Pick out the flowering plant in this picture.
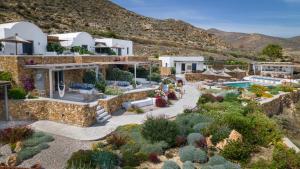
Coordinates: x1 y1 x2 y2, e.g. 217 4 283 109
21 75 35 92
155 90 166 97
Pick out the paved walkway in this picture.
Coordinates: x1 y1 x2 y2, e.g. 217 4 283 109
31 83 200 141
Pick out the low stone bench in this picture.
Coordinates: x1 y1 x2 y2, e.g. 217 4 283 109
122 97 155 110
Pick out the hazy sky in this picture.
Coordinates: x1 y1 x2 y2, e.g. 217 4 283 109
112 0 300 38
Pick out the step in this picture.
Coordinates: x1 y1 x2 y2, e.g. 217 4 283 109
97 115 111 123
96 109 105 116
97 112 108 119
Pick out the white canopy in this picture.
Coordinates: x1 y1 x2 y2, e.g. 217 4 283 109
224 68 232 73
233 68 245 72
202 69 218 76
218 71 232 77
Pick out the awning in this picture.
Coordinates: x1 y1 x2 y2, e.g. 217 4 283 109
24 63 99 71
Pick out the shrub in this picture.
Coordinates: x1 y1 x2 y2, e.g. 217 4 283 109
47 43 65 54
95 80 106 92
106 68 133 82
179 146 207 163
211 126 231 145
272 142 300 169
0 71 12 81
83 70 96 84
195 137 207 149
197 93 216 105
280 85 295 92
162 160 180 169
8 87 26 99
122 150 147 167
155 97 168 107
187 133 204 146
67 161 94 169
105 86 123 95
92 151 119 169
141 116 179 146
175 113 213 136
221 141 253 162
66 150 95 169
193 123 210 133
140 141 167 155
21 76 35 92
167 92 177 100
106 133 127 149
193 148 208 163
183 161 195 169
204 155 241 169
147 72 161 82
249 84 269 97
206 155 227 165
22 133 54 147
17 143 49 163
148 153 161 163
147 90 156 97
0 126 33 144
175 135 187 147
223 93 239 102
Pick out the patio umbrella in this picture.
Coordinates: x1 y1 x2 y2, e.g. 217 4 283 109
233 67 245 73
202 69 218 76
224 68 232 73
0 33 31 55
219 71 232 77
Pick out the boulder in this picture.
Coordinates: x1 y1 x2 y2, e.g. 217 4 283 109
6 154 18 167
206 136 214 148
14 141 23 152
216 139 228 150
229 130 242 142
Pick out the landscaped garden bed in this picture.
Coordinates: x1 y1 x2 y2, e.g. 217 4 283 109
0 126 54 167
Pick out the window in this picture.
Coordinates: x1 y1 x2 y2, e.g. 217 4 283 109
127 47 129 55
82 45 88 50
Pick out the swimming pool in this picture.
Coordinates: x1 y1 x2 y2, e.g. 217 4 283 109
224 81 252 88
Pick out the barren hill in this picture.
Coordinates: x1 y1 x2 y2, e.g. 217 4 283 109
207 28 300 52
0 0 229 57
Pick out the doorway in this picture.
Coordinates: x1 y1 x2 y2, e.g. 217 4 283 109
192 63 197 72
181 63 186 73
22 41 33 55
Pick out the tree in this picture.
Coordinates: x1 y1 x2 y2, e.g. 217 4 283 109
47 43 65 54
262 44 283 59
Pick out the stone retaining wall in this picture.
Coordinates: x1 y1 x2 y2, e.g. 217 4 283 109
99 88 156 113
0 99 96 127
185 72 246 81
261 90 300 116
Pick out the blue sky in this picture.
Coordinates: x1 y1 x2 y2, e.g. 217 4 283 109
112 0 300 38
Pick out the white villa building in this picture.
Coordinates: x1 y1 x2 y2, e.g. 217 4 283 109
94 38 133 56
50 32 95 52
0 21 47 55
159 56 206 74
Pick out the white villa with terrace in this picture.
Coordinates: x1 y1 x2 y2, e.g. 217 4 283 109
0 21 47 55
159 56 206 74
50 32 95 53
94 38 133 56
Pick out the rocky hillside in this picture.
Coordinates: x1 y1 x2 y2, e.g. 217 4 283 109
207 28 300 52
0 0 229 56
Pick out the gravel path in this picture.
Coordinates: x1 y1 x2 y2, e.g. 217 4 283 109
18 134 95 169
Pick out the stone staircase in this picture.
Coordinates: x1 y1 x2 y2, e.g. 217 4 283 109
95 105 111 123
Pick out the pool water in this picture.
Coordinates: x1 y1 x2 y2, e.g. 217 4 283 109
224 82 252 88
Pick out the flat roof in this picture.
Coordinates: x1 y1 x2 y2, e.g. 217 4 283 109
24 61 154 70
24 63 99 70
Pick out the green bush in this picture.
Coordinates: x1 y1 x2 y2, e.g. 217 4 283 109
17 143 49 162
221 141 253 162
22 133 54 147
162 160 180 169
183 161 195 169
106 68 133 82
223 93 240 102
128 67 149 78
92 151 118 169
105 86 123 95
193 123 210 133
179 145 207 163
122 150 147 167
8 87 26 99
66 150 95 169
67 162 94 169
83 70 96 84
175 113 213 136
47 43 65 54
203 155 241 169
272 143 300 169
187 133 204 146
71 46 93 55
95 80 106 93
211 126 231 145
147 72 161 82
0 71 12 81
140 141 168 155
141 116 179 146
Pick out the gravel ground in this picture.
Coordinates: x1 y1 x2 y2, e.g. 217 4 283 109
18 134 95 169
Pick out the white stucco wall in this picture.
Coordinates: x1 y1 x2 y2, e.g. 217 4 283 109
159 56 205 74
95 38 133 56
51 32 95 52
0 21 47 55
